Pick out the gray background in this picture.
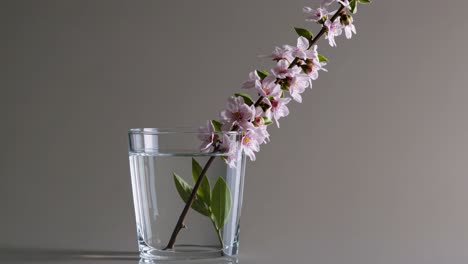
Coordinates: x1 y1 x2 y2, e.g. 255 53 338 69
2 0 468 263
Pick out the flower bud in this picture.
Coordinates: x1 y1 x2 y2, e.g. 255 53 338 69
301 59 315 74
258 101 271 112
252 116 265 127
302 65 312 75
278 77 292 91
318 15 328 25
340 14 353 26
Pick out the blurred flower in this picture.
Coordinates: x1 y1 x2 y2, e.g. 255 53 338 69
254 125 270 144
341 14 356 39
271 46 295 62
219 134 238 168
344 22 356 39
242 71 260 89
198 120 217 152
325 19 343 47
322 0 336 6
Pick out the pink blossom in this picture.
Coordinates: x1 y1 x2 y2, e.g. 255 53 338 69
255 76 282 98
241 126 269 161
241 131 259 161
301 48 327 86
303 6 329 23
242 71 260 89
338 0 351 10
325 19 343 47
302 63 323 88
272 59 301 79
220 96 255 130
267 97 291 127
343 18 356 39
290 37 318 60
308 44 319 61
198 120 217 152
254 125 270 144
289 75 309 103
309 59 324 81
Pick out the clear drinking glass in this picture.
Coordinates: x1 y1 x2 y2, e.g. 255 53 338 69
128 128 246 262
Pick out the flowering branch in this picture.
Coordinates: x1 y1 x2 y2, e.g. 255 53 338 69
309 4 345 47
253 4 346 109
165 0 371 251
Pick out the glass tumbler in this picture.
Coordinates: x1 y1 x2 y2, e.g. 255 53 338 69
128 128 246 262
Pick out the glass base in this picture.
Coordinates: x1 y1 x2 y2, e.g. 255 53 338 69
139 244 238 263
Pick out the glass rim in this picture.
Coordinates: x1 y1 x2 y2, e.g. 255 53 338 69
128 127 243 135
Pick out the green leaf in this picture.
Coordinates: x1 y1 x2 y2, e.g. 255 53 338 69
211 177 232 229
256 70 269 80
263 117 273 126
294 27 314 40
358 0 371 4
234 93 254 106
173 173 211 216
211 120 223 132
192 158 211 206
318 54 329 63
350 0 358 14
